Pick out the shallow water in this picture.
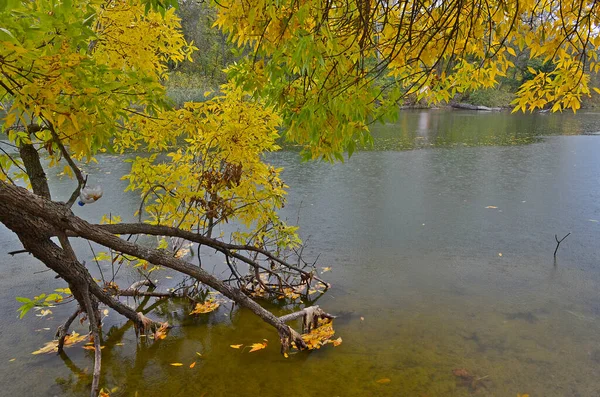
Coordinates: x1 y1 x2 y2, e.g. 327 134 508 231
1 110 600 396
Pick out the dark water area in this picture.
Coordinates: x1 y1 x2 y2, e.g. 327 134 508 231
1 110 600 396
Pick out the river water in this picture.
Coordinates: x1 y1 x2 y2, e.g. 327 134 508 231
1 109 600 396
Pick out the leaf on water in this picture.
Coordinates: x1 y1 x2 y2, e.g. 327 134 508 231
165 276 173 279
190 299 220 315
360 317 365 321
189 361 196 368
376 378 391 384
321 267 332 273
331 337 342 347
248 342 267 353
82 345 105 350
283 352 289 358
299 319 337 350
103 309 109 316
498 253 503 257
115 343 125 346
9 358 15 362
196 352 202 357
230 344 243 349
170 363 183 366
32 332 89 354
154 322 170 340
485 206 498 209
36 309 52 317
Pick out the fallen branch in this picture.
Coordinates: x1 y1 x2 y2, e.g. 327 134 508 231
279 305 336 332
554 232 571 258
56 307 81 353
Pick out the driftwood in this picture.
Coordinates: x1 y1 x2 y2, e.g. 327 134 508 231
451 103 502 111
279 305 336 333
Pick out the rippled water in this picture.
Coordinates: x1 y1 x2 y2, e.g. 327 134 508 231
1 110 600 396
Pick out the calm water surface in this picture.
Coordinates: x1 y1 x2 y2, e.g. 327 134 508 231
1 110 600 396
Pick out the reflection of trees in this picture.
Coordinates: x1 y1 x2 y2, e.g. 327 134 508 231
56 293 322 396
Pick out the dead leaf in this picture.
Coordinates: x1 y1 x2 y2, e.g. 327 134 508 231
196 352 202 357
190 299 220 315
170 363 183 366
82 344 105 350
230 344 243 349
248 342 267 353
32 331 89 354
485 206 498 209
9 358 15 362
360 317 365 321
189 361 196 368
321 267 332 273
154 322 169 340
331 337 342 346
498 253 503 257
376 378 391 384
300 319 336 350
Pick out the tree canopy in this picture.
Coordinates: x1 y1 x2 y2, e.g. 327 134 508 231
0 0 599 396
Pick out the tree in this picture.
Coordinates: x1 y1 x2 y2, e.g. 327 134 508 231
215 0 600 159
1 0 599 396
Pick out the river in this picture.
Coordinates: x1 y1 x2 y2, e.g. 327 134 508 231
1 109 600 396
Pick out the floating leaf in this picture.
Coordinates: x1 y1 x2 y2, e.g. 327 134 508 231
82 344 105 350
498 253 503 257
190 299 220 315
376 378 391 384
196 352 202 357
32 332 89 354
230 344 243 349
9 358 15 362
170 363 183 366
321 267 332 273
485 206 498 209
154 322 170 340
331 337 342 347
189 361 196 368
248 342 267 353
300 319 336 350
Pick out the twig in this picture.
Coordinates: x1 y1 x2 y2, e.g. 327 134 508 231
554 232 571 258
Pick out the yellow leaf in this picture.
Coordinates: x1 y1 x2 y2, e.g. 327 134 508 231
593 87 600 95
9 358 15 362
196 352 202 357
485 206 498 209
4 112 16 127
170 363 183 366
190 299 220 315
230 344 243 349
331 337 342 346
498 253 503 257
321 267 331 273
248 342 267 352
32 332 88 354
189 361 196 368
376 378 391 384
507 47 516 56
